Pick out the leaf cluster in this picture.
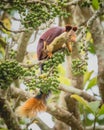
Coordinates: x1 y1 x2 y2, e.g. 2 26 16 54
71 94 104 126
72 58 87 76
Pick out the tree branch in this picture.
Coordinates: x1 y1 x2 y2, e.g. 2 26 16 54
9 86 101 130
16 30 34 62
35 117 53 130
65 0 81 6
59 85 99 102
26 117 53 130
10 86 32 100
87 6 104 102
9 87 53 130
10 83 99 103
26 0 50 7
47 104 84 130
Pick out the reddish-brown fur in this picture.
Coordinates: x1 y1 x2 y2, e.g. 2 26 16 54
37 25 77 60
37 27 65 60
16 98 46 118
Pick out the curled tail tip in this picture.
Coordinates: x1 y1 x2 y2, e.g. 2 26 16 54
16 97 46 118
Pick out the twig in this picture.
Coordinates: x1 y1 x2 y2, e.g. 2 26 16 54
29 30 38 44
78 61 86 68
26 117 36 128
47 65 56 76
10 86 32 100
26 0 50 8
20 60 45 68
12 17 21 21
36 117 53 130
65 0 81 6
93 112 98 130
77 5 104 42
13 95 21 110
5 43 9 60
87 6 104 28
26 117 53 130
0 21 33 33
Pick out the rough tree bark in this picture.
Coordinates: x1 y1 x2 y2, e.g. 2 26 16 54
0 94 22 130
88 8 104 102
48 104 84 130
16 30 34 62
63 3 85 130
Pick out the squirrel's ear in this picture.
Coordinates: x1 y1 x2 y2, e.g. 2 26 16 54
65 25 72 32
73 26 77 32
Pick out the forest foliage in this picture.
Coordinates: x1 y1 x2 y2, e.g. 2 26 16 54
0 0 104 130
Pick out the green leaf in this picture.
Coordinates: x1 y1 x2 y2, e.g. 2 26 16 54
92 0 99 10
83 70 94 86
58 76 71 86
88 101 100 114
86 77 97 90
86 32 92 41
88 42 96 54
57 64 65 76
71 94 89 108
71 94 98 113
98 104 104 116
71 94 87 105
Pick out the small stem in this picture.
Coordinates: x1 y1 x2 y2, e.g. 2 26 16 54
0 21 33 33
93 113 97 130
83 107 87 130
5 44 9 60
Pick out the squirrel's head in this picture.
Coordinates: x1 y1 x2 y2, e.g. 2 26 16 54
65 24 77 42
65 24 77 32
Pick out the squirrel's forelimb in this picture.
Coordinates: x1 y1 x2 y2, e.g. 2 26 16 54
46 30 76 54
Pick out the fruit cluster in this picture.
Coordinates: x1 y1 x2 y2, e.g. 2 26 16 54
0 60 25 89
42 51 65 72
9 49 17 59
0 0 70 29
24 51 65 93
72 58 87 76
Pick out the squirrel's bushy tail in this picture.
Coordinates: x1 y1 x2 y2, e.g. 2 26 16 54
16 93 47 118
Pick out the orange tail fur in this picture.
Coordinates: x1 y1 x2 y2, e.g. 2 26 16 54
16 97 46 118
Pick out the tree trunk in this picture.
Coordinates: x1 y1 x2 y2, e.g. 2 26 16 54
0 96 22 130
